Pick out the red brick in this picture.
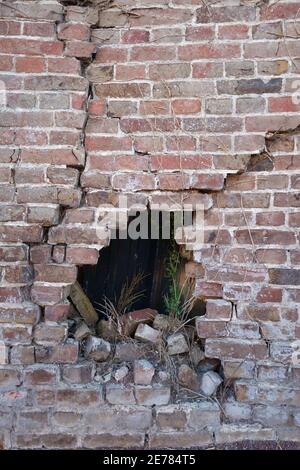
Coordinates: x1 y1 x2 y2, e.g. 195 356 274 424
66 247 99 265
0 245 27 263
196 5 256 23
269 96 300 113
206 338 268 360
206 266 266 283
4 264 33 283
64 40 96 58
0 20 21 35
129 8 192 27
186 25 215 41
256 287 283 303
23 21 55 37
256 211 285 226
58 23 90 41
171 99 201 114
242 305 280 322
256 249 287 265
15 167 45 184
31 285 66 306
166 136 197 151
85 136 132 152
116 155 148 171
15 57 46 73
121 117 178 133
159 173 190 191
112 173 155 191
115 64 146 80
218 24 249 39
0 54 13 71
235 229 296 246
131 45 175 62
0 122 27 140
88 99 106 116
96 46 128 63
261 2 300 20
48 226 109 246
196 318 228 338
24 367 57 386
34 264 77 284
35 341 79 364
195 281 223 299
206 299 232 320
44 304 70 322
0 286 29 303
149 63 190 80
71 94 86 110
150 154 211 171
178 44 241 60
140 100 170 115
47 57 80 74
95 83 150 98
0 225 43 243
121 30 150 43
226 174 256 191
64 209 95 224
257 175 288 190
0 38 63 55
191 174 224 190
80 171 110 189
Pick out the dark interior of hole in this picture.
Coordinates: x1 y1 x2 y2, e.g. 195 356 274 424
80 236 172 315
79 211 206 318
79 212 174 315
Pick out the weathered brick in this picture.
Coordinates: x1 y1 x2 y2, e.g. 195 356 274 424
83 433 144 449
34 322 67 345
106 385 136 405
197 5 256 23
206 339 268 360
62 364 93 384
35 341 78 364
24 366 58 386
135 386 171 406
149 431 212 449
14 433 77 449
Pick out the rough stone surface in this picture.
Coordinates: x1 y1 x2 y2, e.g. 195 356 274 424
200 371 223 396
96 320 118 341
167 333 189 355
122 309 157 336
190 344 205 366
74 323 91 341
135 386 171 406
153 314 172 332
114 366 129 383
134 324 161 344
134 360 155 385
84 336 111 362
178 364 199 392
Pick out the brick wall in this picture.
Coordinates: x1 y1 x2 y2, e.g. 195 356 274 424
0 0 300 449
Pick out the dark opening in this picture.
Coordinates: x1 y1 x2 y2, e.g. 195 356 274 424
79 212 187 315
80 237 171 313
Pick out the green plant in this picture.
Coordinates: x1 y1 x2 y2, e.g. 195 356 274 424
163 239 196 323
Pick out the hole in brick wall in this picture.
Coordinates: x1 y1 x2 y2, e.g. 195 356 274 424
66 209 222 401
80 228 172 315
77 210 206 318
